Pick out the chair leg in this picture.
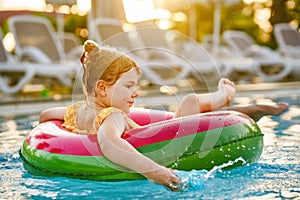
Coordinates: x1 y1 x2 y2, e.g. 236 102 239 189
256 63 292 82
0 66 35 94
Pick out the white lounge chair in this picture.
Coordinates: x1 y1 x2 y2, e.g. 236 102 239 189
223 30 293 82
91 18 199 85
92 18 138 54
8 15 79 74
274 23 300 58
133 26 225 83
0 30 75 95
58 32 83 60
0 33 35 94
201 34 260 82
135 22 263 83
273 23 300 76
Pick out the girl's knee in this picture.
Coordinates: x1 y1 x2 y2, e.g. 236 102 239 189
181 93 199 107
175 93 199 117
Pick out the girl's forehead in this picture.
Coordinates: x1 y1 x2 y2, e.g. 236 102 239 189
123 68 139 77
118 69 139 81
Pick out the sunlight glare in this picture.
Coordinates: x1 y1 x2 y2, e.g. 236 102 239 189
123 0 170 23
2 32 16 52
45 4 54 12
70 5 79 14
286 0 295 9
0 0 90 15
123 0 157 23
58 5 70 14
254 8 272 32
157 19 172 30
243 0 268 4
173 12 187 22
0 0 46 11
77 0 91 15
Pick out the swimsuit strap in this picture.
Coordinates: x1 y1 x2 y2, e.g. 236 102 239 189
93 107 140 133
63 104 139 134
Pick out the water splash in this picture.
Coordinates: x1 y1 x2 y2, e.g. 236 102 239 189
175 169 207 192
204 157 246 179
175 157 246 192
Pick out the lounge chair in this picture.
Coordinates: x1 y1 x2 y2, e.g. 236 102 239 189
223 30 293 82
92 18 138 53
0 29 75 95
0 33 35 94
58 32 83 60
133 26 226 83
273 23 300 76
135 23 263 83
91 18 197 85
274 23 300 58
201 34 260 82
8 14 79 73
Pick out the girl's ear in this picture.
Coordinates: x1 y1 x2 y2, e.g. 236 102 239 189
95 80 107 97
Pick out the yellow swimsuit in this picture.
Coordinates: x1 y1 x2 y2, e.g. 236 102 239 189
62 101 139 134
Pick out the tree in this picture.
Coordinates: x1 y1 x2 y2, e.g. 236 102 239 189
270 0 292 25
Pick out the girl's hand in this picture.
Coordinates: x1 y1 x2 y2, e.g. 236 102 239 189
143 166 182 191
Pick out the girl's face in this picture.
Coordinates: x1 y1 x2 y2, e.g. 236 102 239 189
105 68 139 113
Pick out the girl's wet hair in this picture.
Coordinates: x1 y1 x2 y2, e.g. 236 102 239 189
80 40 140 95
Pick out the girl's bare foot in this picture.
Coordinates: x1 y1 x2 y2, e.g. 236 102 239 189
230 102 289 121
218 78 236 106
252 102 289 121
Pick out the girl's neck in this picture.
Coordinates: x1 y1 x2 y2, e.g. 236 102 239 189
86 96 106 111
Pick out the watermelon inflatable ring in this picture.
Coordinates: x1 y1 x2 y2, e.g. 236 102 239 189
20 108 263 181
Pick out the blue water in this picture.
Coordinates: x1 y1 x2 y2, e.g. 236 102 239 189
1 95 300 199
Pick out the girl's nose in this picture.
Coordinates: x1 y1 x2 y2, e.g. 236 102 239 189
131 90 139 98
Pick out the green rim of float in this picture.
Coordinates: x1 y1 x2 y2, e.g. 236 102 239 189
20 110 264 181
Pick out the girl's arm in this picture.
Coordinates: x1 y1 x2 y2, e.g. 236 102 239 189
98 112 181 191
39 107 67 123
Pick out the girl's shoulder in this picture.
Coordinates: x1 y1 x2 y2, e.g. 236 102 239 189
94 107 125 124
94 107 140 130
66 101 86 111
62 101 87 133
100 107 125 115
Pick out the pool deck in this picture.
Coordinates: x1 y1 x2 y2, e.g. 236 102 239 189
0 80 299 118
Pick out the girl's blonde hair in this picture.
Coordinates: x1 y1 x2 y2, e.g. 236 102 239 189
80 40 140 95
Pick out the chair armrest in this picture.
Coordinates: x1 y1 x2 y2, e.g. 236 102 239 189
244 45 281 61
16 46 52 64
278 45 300 58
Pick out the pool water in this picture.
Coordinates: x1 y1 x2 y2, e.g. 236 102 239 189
1 95 300 199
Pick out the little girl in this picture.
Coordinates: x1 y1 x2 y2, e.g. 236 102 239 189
39 40 288 191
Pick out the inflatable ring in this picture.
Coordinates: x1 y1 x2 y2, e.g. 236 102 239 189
20 109 264 181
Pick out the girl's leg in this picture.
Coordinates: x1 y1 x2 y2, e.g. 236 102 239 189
174 78 235 118
228 102 289 121
174 77 289 120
